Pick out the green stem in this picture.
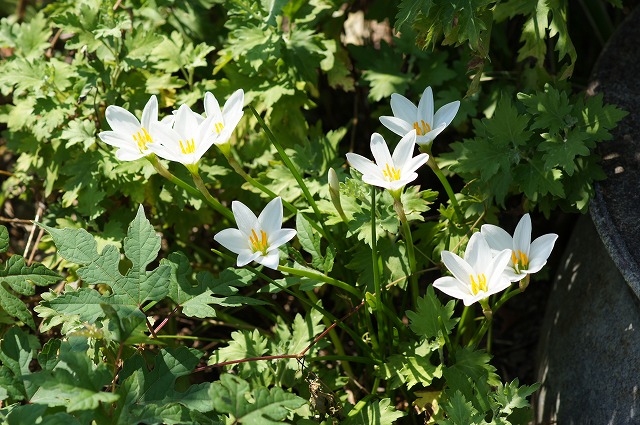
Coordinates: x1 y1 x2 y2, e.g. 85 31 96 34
394 197 418 304
277 265 362 298
211 248 370 356
188 167 235 222
147 155 234 221
370 187 385 356
305 290 354 377
249 106 327 232
223 151 331 242
426 155 465 225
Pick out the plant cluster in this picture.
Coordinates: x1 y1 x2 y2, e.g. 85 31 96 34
0 0 629 424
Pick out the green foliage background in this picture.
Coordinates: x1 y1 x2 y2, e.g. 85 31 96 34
0 0 631 423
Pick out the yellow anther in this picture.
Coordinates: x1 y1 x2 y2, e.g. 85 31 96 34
249 229 269 253
133 127 153 152
213 122 225 134
470 273 488 295
179 138 196 154
382 163 401 181
413 120 431 136
511 250 529 272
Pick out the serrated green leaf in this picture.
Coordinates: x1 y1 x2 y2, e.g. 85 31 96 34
60 119 96 151
379 354 442 390
493 379 540 416
0 255 60 294
0 226 8 253
343 398 405 425
124 205 161 276
0 327 40 400
210 374 306 425
210 329 269 377
0 284 35 329
440 391 483 425
518 86 573 134
37 223 100 265
539 130 590 175
407 285 458 341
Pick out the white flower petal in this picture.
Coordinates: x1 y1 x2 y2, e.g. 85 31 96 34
417 86 434 127
267 228 297 251
232 201 259 233
98 131 134 149
390 93 417 122
529 233 558 263
379 116 414 137
105 105 140 135
480 224 514 251
433 276 472 301
256 251 281 270
362 175 392 190
486 249 513 283
402 152 429 175
433 100 460 128
369 133 393 168
464 232 492 270
141 95 158 130
391 130 417 168
417 125 447 146
346 153 380 177
258 197 284 236
204 92 222 120
116 148 145 161
214 228 249 254
513 214 532 255
238 250 261 267
222 89 245 118
441 251 474 285
173 104 201 139
148 123 185 162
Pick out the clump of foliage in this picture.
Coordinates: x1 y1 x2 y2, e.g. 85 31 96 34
0 0 628 424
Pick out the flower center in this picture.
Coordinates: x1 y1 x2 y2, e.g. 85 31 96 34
511 250 529 273
382 163 401 181
413 120 431 136
249 228 269 254
213 122 224 134
133 127 153 152
179 138 196 154
470 273 488 295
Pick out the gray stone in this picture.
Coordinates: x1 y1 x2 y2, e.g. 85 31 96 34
536 5 640 424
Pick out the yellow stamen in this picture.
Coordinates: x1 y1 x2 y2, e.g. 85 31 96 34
213 122 224 134
249 229 269 253
179 138 196 154
413 120 431 136
132 127 153 152
382 163 401 181
511 250 529 273
470 273 488 295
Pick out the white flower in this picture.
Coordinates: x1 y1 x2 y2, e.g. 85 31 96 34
98 95 159 161
148 104 219 165
379 86 460 146
213 197 296 270
481 214 558 282
433 232 512 306
204 89 245 146
345 131 429 192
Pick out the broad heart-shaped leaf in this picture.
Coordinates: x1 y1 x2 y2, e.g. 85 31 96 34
116 347 214 424
0 327 41 402
26 341 119 412
38 206 170 322
210 374 306 425
407 286 458 342
343 398 405 425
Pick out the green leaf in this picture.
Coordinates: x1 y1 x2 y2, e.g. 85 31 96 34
209 329 269 377
210 374 306 425
379 354 442 390
0 226 8 253
0 284 35 329
60 119 96 151
39 206 170 323
439 391 483 425
27 342 119 412
0 255 60 294
539 130 590 176
518 86 573 134
493 379 540 416
406 286 458 341
0 327 40 401
343 398 405 425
